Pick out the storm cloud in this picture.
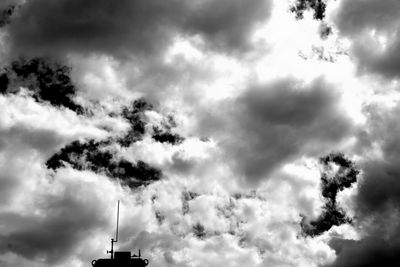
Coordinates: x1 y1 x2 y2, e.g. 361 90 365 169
5 0 271 59
334 0 400 78
0 198 107 263
323 96 400 266
210 77 353 184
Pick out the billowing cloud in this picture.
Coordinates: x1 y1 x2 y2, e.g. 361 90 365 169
0 97 119 265
3 1 400 267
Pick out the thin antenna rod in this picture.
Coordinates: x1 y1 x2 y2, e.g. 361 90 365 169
108 200 120 259
116 200 120 242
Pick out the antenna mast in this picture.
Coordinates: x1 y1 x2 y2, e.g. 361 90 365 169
107 200 120 259
116 200 120 242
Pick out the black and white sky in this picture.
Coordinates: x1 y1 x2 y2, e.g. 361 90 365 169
1 0 400 266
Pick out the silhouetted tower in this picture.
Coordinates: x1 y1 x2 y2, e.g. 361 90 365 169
92 201 149 267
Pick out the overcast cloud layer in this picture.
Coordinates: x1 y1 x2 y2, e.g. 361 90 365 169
5 0 271 60
1 0 400 266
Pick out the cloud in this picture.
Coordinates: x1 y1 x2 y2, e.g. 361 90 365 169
0 91 135 264
204 77 353 184
0 92 111 145
126 180 335 267
43 98 188 191
3 1 396 266
327 237 400 267
300 153 358 237
0 166 125 265
6 0 271 60
0 199 104 263
45 139 163 189
290 0 328 21
0 85 339 267
334 0 400 78
1 57 83 113
323 101 400 266
353 103 400 215
0 3 16 27
0 99 126 264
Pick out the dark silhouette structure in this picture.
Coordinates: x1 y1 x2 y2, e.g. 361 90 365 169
92 250 149 267
92 201 149 267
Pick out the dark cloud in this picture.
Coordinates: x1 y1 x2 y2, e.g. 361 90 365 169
319 153 359 202
0 4 16 27
152 128 184 145
0 57 83 113
290 0 328 20
118 99 153 147
0 196 107 263
152 115 184 145
300 153 358 237
6 0 271 60
352 104 400 214
168 153 199 175
334 0 400 78
154 211 166 225
357 161 400 214
325 103 400 266
0 0 21 9
181 0 271 52
217 78 353 184
118 98 185 147
45 139 112 171
327 237 400 267
0 0 21 19
45 98 185 189
192 223 206 239
319 22 333 39
334 0 400 36
354 104 400 215
182 191 199 215
45 139 162 189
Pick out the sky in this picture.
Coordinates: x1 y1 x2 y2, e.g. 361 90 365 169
1 0 400 266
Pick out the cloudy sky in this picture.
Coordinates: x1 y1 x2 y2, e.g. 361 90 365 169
1 0 400 266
